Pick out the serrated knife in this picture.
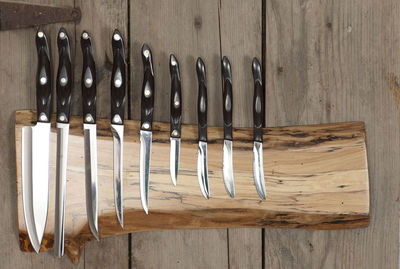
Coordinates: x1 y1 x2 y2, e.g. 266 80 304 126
54 28 72 257
110 29 126 228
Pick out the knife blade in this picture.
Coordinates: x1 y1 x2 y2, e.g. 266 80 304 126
54 28 72 257
22 28 52 253
252 58 266 200
81 31 99 240
169 54 181 186
221 56 235 198
196 58 209 199
139 44 155 214
110 29 126 228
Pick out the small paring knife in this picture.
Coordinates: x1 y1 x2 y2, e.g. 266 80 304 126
252 58 266 200
169 54 182 186
139 44 155 214
81 31 99 240
196 57 209 199
54 28 72 258
110 29 126 228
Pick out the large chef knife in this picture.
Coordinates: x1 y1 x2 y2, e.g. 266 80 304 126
169 54 181 186
221 56 235 198
196 58 209 199
54 28 72 257
139 44 155 214
22 28 52 253
110 29 126 228
252 58 266 200
81 31 99 239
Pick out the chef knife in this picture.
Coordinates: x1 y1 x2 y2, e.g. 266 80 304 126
221 56 235 198
22 28 52 253
169 54 181 186
81 31 99 240
252 57 266 200
54 28 72 257
139 44 155 214
110 29 126 227
196 58 209 199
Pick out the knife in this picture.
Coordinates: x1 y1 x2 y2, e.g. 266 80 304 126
221 56 235 198
169 54 181 186
110 29 126 228
139 44 155 214
54 28 72 257
22 28 51 253
81 31 99 240
196 57 209 199
252 58 266 200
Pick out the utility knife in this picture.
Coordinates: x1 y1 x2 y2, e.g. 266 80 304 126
22 28 52 253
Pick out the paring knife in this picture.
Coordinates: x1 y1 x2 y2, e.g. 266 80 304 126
110 29 126 228
221 56 235 198
169 54 182 186
252 58 266 200
22 28 52 253
139 44 155 214
196 58 209 199
54 28 72 258
81 31 99 240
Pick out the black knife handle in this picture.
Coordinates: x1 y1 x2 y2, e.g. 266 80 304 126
196 57 207 142
81 31 96 124
252 57 264 142
222 56 233 141
56 28 72 123
140 44 155 131
35 28 52 123
169 54 182 138
111 29 126 125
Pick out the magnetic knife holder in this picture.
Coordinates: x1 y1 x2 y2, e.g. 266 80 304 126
15 110 370 264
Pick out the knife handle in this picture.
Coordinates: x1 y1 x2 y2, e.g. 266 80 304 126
169 54 182 138
196 57 207 142
81 31 97 124
222 56 233 141
140 44 155 131
111 29 126 125
252 57 264 143
56 28 72 123
35 28 52 123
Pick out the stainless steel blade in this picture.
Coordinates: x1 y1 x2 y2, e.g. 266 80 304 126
54 123 69 257
169 137 180 186
140 130 152 214
83 123 99 240
223 139 235 198
111 124 124 228
197 141 209 199
253 141 266 200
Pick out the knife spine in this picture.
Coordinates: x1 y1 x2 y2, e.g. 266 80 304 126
169 54 182 138
140 44 155 131
111 29 126 125
222 56 233 141
252 57 264 143
196 57 207 142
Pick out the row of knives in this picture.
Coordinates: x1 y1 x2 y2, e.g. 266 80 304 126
21 28 266 257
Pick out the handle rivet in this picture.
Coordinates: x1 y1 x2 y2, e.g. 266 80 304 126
85 114 94 123
171 59 177 66
172 130 179 136
174 101 180 107
85 78 93 87
144 88 151 97
113 33 121 41
112 114 122 124
142 122 150 130
114 79 122 88
40 76 47 85
59 32 66 39
59 115 66 122
60 77 67 86
82 32 89 39
143 49 150 57
37 31 44 38
39 113 48 122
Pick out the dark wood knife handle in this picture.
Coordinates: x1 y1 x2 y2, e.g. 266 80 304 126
196 57 207 142
56 28 72 123
169 54 182 138
81 31 97 124
111 29 126 125
140 44 155 131
222 56 233 141
35 28 52 123
252 57 264 142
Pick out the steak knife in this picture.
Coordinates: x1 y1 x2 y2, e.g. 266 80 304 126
169 54 181 186
252 58 266 200
22 28 52 253
196 58 209 199
110 29 126 228
54 28 72 257
81 31 99 239
139 44 155 214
